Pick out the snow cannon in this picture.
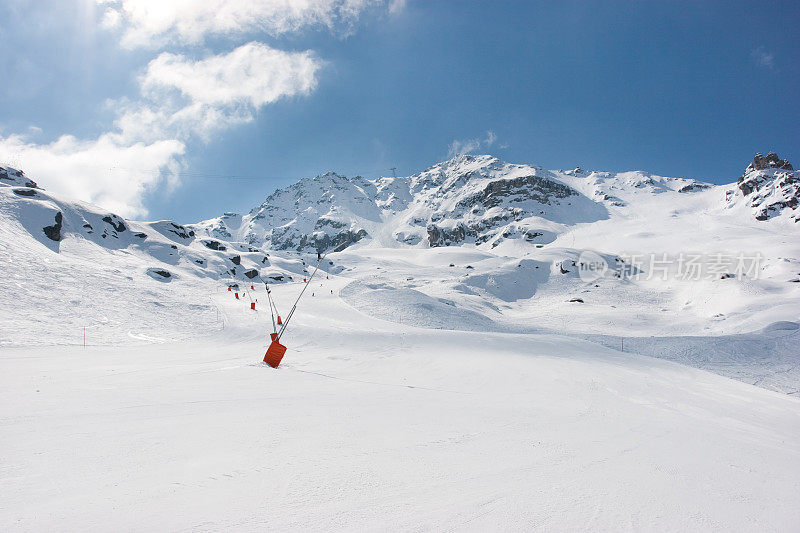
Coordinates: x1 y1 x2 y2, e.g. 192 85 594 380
264 339 287 368
235 292 239 299
227 286 231 291
277 315 282 325
251 302 256 310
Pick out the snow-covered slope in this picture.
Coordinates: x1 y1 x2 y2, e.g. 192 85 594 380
190 153 800 338
2 268 799 531
2 157 800 530
0 165 318 346
0 165 284 282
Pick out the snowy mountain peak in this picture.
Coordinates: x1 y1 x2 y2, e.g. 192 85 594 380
189 155 609 252
195 153 800 254
426 153 505 173
393 156 604 248
729 152 799 222
747 151 794 172
188 169 382 253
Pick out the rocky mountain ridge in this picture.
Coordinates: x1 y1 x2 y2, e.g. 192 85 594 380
727 152 799 222
192 152 798 254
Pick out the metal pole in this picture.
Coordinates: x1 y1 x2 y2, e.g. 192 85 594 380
278 238 350 339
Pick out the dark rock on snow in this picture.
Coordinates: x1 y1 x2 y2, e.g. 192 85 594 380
43 212 63 242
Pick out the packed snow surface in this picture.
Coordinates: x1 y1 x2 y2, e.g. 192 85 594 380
2 276 799 531
2 157 800 530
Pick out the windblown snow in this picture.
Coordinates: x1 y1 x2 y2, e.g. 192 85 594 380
1 155 799 531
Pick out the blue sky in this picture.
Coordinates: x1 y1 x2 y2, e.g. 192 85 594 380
1 0 797 222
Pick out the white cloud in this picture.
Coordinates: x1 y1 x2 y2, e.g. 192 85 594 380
0 131 184 218
142 42 319 108
447 138 482 158
100 0 386 48
133 42 322 142
0 42 322 218
388 0 406 15
447 130 501 158
101 7 122 29
751 46 776 71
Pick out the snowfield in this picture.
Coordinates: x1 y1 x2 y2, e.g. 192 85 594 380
2 155 800 531
2 277 800 531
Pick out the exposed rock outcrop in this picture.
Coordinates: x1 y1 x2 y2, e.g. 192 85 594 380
733 152 799 222
43 212 63 242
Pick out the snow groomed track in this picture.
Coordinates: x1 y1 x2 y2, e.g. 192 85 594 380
2 274 799 531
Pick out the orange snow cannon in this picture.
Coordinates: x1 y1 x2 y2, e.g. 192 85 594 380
250 285 254 290
264 339 287 368
227 286 231 291
235 292 239 299
251 302 256 310
277 315 282 325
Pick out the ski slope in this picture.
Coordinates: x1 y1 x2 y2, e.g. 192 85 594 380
2 156 799 530
2 274 799 531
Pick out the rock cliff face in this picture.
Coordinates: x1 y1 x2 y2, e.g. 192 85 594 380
730 152 798 222
748 152 793 172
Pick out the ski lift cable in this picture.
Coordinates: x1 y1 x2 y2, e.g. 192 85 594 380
267 280 284 330
269 297 281 330
54 162 399 181
257 273 280 334
277 236 350 340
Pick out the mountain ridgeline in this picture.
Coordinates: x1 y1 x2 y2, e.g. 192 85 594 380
190 153 799 253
